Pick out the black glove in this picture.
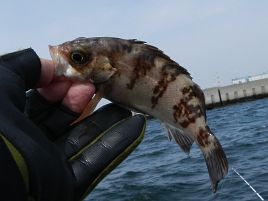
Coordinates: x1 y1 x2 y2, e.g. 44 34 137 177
25 90 146 201
0 49 146 201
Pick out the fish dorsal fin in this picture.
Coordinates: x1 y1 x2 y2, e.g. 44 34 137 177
163 123 194 154
128 39 191 78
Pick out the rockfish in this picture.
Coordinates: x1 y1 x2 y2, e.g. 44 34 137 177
49 37 228 192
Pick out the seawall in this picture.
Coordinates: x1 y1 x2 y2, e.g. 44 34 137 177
203 78 268 109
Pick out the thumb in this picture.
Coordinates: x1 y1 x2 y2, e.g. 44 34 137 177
62 82 96 113
37 58 55 87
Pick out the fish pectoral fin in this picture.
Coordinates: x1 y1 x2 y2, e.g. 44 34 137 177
71 91 103 125
163 123 194 154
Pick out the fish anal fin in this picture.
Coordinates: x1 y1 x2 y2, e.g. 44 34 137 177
163 123 194 154
71 91 103 125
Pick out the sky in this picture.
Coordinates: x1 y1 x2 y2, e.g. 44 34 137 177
0 0 268 90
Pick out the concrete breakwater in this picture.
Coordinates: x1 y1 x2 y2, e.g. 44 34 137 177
203 78 268 109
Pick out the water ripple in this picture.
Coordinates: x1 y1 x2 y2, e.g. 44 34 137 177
88 98 268 201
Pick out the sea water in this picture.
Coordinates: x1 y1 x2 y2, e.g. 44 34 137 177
88 98 268 201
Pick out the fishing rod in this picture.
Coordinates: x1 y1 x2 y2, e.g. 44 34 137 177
232 167 264 201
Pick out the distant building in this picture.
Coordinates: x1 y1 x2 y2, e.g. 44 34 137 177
232 72 268 84
204 74 268 109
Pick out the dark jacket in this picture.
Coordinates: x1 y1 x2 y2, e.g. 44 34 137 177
0 49 73 201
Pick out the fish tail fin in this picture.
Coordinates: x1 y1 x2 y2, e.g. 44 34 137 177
201 135 228 192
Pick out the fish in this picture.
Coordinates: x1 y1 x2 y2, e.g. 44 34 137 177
49 37 228 192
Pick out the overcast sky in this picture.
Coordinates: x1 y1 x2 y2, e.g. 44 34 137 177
1 0 267 89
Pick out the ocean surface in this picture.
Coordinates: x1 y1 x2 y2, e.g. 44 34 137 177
87 98 268 201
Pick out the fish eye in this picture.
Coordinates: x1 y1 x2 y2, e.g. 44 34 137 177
70 51 89 65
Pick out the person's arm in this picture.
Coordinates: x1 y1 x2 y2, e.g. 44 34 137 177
0 49 75 200
0 49 146 201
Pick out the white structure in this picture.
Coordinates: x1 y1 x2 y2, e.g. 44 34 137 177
204 78 268 108
232 72 268 84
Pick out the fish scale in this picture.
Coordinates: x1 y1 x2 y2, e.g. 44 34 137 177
49 37 228 192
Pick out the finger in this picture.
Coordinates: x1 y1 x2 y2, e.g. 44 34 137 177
70 114 146 200
37 81 72 102
31 82 95 140
37 58 55 87
37 58 71 86
62 82 95 113
37 58 73 102
38 58 95 112
56 104 132 158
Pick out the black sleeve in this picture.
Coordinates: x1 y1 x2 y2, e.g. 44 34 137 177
0 49 41 112
0 49 74 201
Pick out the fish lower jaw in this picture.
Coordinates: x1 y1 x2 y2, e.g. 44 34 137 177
65 67 78 77
55 66 85 81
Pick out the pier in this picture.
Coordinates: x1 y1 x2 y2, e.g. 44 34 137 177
203 78 268 109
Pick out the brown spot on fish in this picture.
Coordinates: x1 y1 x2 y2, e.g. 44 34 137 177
173 100 194 127
192 84 207 120
126 53 155 89
180 120 191 128
122 44 132 53
126 39 191 90
101 45 123 63
182 87 191 95
172 86 203 127
151 65 178 108
197 128 210 147
181 86 199 101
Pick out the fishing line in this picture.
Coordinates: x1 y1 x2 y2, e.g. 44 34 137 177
232 167 264 201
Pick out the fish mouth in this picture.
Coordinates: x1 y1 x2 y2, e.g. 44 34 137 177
49 45 59 64
48 45 88 81
48 45 69 77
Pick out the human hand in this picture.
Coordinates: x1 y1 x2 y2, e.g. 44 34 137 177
26 58 146 200
0 49 145 201
37 58 96 114
26 89 145 201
